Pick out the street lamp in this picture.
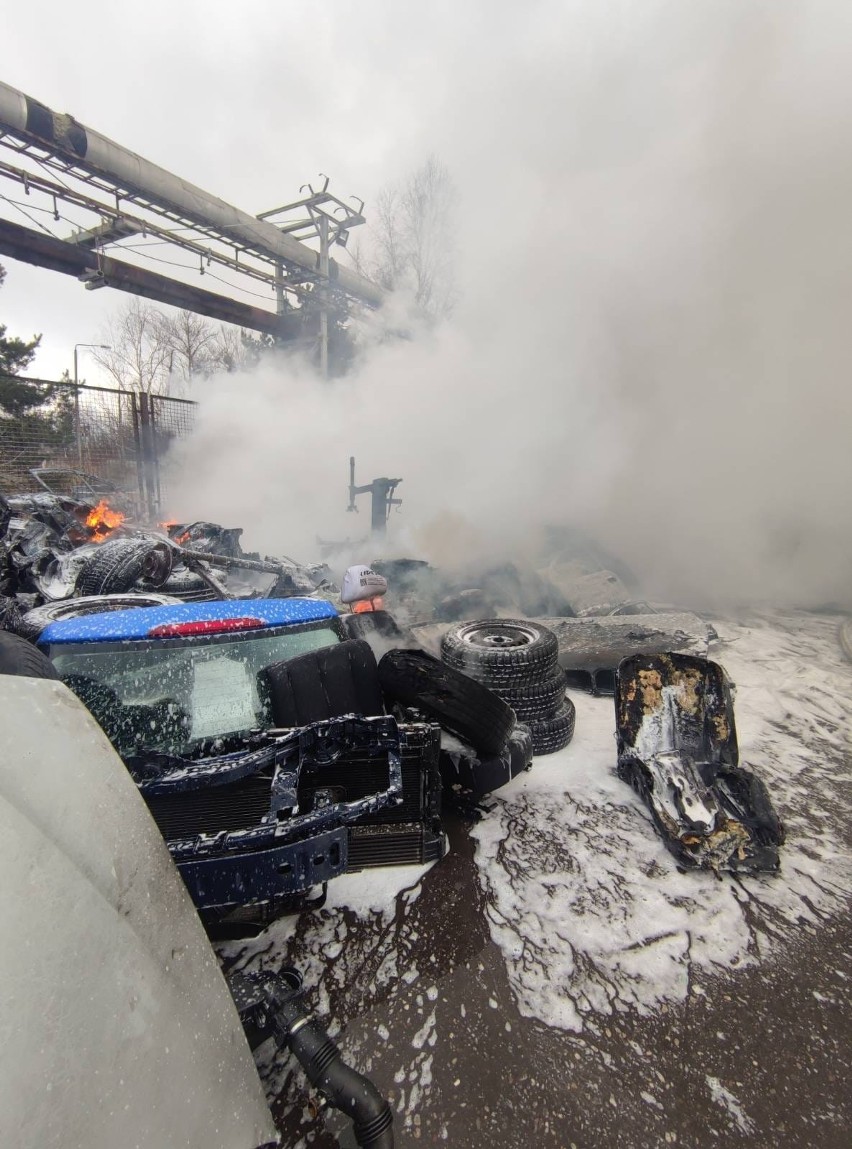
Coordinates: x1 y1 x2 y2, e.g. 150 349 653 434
73 343 110 468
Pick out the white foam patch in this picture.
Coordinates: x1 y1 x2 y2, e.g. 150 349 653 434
471 611 852 1031
705 1075 755 1135
219 862 437 1106
322 864 434 917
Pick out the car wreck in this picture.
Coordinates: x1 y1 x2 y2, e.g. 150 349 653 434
0 671 395 1149
614 651 784 872
0 492 794 1146
33 597 445 930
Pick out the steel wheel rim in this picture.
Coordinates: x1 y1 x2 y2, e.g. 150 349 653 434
457 621 540 650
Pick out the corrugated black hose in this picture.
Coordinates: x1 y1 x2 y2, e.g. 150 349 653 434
234 968 394 1149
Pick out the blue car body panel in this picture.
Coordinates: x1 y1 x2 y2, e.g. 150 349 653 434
39 597 338 646
34 593 443 916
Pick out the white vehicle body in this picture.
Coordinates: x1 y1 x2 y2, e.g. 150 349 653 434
0 676 276 1149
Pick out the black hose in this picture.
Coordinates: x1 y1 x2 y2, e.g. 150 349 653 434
271 971 394 1149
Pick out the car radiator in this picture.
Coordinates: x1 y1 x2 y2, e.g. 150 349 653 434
142 722 444 869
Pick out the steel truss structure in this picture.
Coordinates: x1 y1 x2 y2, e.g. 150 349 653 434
0 79 380 350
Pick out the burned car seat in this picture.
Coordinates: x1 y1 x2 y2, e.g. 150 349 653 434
615 652 783 872
263 638 385 727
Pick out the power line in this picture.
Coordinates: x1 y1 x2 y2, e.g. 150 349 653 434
0 191 57 237
113 242 278 301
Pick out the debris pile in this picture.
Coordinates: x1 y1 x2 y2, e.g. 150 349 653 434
0 487 339 634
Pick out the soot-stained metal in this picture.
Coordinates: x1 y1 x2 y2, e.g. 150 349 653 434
615 652 784 872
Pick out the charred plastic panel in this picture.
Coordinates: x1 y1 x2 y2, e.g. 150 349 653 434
615 653 783 872
537 614 717 695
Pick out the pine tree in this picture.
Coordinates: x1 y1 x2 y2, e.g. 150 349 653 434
0 261 43 417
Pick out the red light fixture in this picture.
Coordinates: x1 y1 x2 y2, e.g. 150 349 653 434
148 617 263 638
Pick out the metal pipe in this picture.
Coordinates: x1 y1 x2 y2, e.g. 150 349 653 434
0 80 384 308
178 547 291 576
0 219 303 339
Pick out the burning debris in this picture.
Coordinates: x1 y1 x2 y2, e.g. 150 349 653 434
0 484 340 638
0 471 786 893
85 499 126 540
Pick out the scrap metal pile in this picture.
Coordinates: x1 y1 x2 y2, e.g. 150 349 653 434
0 483 337 636
0 477 785 880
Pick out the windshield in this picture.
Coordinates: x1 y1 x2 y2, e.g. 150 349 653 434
52 623 340 757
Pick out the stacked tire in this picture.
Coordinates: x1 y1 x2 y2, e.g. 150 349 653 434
440 619 574 755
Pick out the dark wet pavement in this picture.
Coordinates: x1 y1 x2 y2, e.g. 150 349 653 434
218 612 852 1148
225 811 852 1149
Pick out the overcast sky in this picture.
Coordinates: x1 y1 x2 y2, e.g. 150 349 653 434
3 1 852 606
1 0 454 379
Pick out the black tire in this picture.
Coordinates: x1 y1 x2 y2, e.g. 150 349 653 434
265 639 384 727
527 698 576 755
378 648 516 757
0 631 59 679
440 723 534 800
78 538 174 595
17 592 182 642
496 669 567 721
342 610 408 644
441 619 559 684
159 567 214 600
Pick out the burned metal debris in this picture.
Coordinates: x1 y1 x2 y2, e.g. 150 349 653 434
614 652 784 872
0 486 340 637
133 714 407 918
532 613 719 695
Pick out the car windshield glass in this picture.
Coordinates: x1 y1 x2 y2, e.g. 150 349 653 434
52 624 340 757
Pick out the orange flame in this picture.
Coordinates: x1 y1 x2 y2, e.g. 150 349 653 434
159 520 191 545
86 499 126 541
352 597 385 613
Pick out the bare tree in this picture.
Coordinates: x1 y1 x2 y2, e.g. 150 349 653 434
158 309 217 386
93 298 171 395
401 157 458 319
370 186 407 292
353 156 458 322
204 324 274 374
93 303 262 395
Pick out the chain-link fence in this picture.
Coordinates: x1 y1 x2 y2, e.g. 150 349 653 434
0 374 196 516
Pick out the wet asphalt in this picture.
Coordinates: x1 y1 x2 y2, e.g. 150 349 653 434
258 811 852 1149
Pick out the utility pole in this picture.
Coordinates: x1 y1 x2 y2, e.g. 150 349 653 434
318 215 329 379
257 178 366 379
73 342 110 468
274 259 286 316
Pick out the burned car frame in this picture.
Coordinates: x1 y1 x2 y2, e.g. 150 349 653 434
38 598 445 925
136 714 404 916
615 651 784 872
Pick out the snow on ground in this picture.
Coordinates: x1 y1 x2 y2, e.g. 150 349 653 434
470 610 852 1031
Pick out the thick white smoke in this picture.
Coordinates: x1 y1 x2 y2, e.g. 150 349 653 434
167 0 852 609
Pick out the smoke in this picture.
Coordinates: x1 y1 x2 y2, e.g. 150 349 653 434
168 0 852 609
